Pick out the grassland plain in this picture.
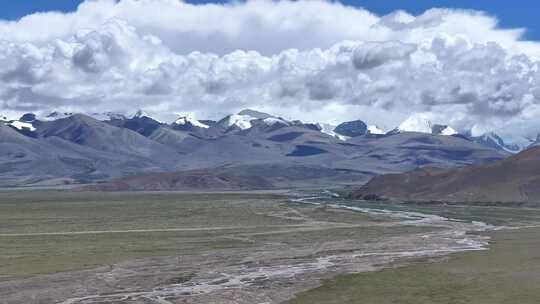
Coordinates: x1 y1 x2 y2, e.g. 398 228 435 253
288 224 540 304
2 190 540 304
1 190 446 304
0 190 300 277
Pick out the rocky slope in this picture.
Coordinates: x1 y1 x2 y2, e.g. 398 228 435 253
351 146 540 203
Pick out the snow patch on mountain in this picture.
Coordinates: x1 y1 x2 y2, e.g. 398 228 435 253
89 112 127 121
222 114 257 130
263 117 290 126
440 126 458 136
174 115 209 129
398 114 433 133
317 123 336 135
367 125 385 135
40 111 129 122
316 123 348 141
128 109 163 123
7 121 36 132
397 113 459 136
132 109 150 118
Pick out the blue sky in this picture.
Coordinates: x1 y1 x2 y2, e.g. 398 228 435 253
2 1 539 40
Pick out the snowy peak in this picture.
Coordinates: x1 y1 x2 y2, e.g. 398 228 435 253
173 115 209 129
440 126 458 136
124 109 163 125
128 109 163 122
241 116 293 134
216 110 295 133
88 112 127 121
397 114 458 136
231 109 288 129
472 132 521 153
397 115 433 133
40 111 129 122
432 124 458 136
262 117 290 127
367 125 385 135
218 114 258 130
131 109 151 119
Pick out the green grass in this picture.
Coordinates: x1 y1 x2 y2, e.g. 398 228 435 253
0 191 389 279
0 191 295 278
9 188 539 304
0 191 293 234
1 230 252 277
288 227 540 304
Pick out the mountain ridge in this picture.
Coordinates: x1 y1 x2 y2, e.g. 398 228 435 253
0 109 509 188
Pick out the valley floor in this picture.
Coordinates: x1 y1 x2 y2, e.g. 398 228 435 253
288 227 540 304
1 191 540 303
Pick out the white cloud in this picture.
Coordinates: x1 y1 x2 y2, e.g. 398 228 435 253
352 41 417 70
0 0 540 141
2 0 538 56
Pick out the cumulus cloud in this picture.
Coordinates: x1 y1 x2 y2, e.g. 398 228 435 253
0 0 540 142
352 41 417 70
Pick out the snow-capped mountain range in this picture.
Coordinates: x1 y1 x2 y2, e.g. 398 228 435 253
1 108 531 154
0 108 515 187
